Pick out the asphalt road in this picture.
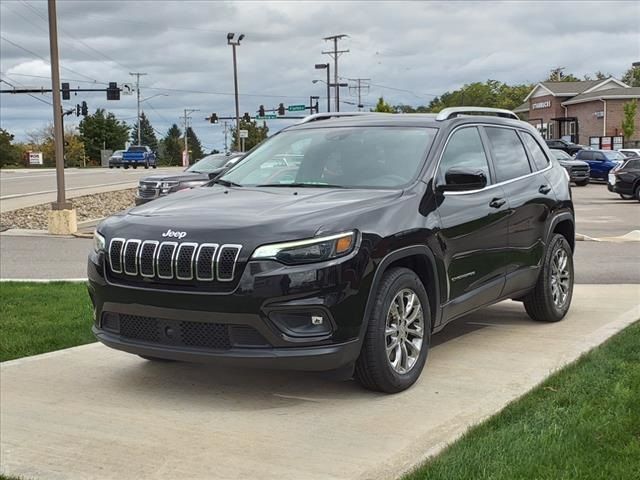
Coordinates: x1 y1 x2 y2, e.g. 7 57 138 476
2 285 638 480
0 167 183 212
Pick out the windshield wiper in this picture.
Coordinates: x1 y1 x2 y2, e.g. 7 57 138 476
211 178 242 187
255 182 345 188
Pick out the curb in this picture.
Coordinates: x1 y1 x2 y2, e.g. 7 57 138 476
0 278 87 282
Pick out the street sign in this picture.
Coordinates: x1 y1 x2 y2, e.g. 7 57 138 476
255 114 277 120
287 104 306 112
121 83 134 95
239 129 249 138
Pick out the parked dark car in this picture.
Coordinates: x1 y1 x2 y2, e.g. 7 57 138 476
135 153 244 205
549 149 590 186
89 108 575 393
608 157 640 201
545 139 585 156
574 149 626 181
120 145 157 169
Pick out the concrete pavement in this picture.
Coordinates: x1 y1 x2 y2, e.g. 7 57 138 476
0 167 183 212
1 284 638 480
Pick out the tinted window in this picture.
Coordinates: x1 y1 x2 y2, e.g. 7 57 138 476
485 127 532 182
603 151 625 161
624 159 640 169
576 150 593 160
222 127 437 188
521 132 550 170
187 154 238 172
439 127 490 183
128 146 147 152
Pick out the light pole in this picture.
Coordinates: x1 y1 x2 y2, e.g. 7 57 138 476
130 72 147 145
227 32 244 152
315 63 330 112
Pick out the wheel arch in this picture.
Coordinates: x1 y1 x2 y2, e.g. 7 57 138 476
547 212 575 252
360 246 442 341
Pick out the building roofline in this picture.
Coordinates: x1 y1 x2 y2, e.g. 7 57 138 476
523 83 555 102
582 77 629 94
561 93 640 106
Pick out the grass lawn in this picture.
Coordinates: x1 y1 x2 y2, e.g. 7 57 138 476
0 282 93 362
405 321 640 480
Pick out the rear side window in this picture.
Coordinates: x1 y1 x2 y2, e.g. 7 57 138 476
521 132 549 171
439 127 491 183
576 150 593 160
625 159 640 169
484 127 532 182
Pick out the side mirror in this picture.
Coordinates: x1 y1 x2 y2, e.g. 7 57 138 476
208 171 222 180
438 168 487 192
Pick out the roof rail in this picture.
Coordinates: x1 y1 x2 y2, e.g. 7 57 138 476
435 107 519 121
297 112 386 124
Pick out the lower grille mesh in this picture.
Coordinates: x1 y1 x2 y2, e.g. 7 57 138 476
119 315 160 342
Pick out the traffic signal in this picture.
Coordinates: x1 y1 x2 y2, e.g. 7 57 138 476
81 101 88 116
210 113 218 124
75 104 81 116
62 82 70 100
258 105 265 117
106 82 120 101
242 112 251 122
314 101 319 114
278 103 285 116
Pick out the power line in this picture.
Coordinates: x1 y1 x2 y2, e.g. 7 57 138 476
347 78 370 111
0 77 52 105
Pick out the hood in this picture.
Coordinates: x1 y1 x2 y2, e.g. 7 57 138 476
101 185 403 248
557 158 588 167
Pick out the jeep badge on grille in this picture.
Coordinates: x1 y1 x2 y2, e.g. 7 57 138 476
162 229 187 239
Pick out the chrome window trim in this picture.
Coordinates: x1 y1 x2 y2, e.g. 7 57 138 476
217 244 242 282
434 123 552 197
123 239 141 276
108 238 125 273
195 243 219 281
175 242 198 281
139 240 159 278
156 242 178 280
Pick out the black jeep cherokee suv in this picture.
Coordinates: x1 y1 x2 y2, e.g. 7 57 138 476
88 107 575 393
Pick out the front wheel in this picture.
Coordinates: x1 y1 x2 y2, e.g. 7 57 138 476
133 165 138 169
523 234 573 322
619 193 633 200
355 267 431 393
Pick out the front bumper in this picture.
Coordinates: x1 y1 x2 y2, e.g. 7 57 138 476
87 247 371 371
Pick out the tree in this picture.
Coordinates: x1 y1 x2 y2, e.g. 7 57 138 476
130 112 158 151
372 97 395 113
0 128 22 167
426 80 531 113
545 69 581 82
621 66 640 87
78 109 129 161
209 148 221 154
20 124 86 167
160 124 183 166
185 127 204 161
621 100 637 144
231 120 268 151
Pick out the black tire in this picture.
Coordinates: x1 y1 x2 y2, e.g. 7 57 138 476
619 193 633 200
636 185 640 202
355 267 431 393
139 355 176 362
133 165 138 169
523 234 573 322
109 165 114 169
123 165 129 169
144 161 149 169
152 164 157 169
575 179 588 186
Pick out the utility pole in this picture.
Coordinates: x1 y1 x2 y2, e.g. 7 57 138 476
315 63 331 112
130 72 147 145
322 34 349 112
348 78 370 111
227 33 244 152
183 108 199 165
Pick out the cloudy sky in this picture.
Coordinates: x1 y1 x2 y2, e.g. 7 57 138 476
1 0 638 152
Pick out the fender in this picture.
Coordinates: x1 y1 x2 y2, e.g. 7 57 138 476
545 211 575 250
358 245 442 344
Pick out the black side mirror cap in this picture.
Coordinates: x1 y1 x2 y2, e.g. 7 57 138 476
437 168 487 192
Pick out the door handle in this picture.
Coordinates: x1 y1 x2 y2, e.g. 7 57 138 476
489 198 506 209
539 184 552 194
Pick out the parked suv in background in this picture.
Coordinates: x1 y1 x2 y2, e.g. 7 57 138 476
574 149 626 181
108 150 125 168
89 107 575 393
608 157 640 201
545 139 585 156
549 149 590 186
135 153 243 205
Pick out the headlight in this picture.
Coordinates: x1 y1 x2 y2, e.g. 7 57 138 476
251 231 357 265
93 231 106 253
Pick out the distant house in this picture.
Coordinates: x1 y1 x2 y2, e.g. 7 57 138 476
515 77 640 149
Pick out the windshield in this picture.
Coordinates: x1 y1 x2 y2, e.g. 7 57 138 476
220 127 437 188
187 154 238 173
128 146 147 152
550 149 572 160
603 151 625 161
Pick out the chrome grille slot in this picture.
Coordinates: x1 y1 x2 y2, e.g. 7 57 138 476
196 243 218 281
217 245 242 282
109 238 125 273
139 241 158 277
157 242 177 279
175 243 197 280
123 240 141 275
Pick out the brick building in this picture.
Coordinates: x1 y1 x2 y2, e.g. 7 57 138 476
513 77 640 149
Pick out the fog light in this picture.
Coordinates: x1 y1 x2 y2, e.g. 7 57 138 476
268 311 332 337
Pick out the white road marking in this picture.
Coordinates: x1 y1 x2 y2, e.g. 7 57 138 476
0 180 137 200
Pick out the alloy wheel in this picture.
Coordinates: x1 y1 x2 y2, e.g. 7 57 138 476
385 288 424 374
550 248 571 308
